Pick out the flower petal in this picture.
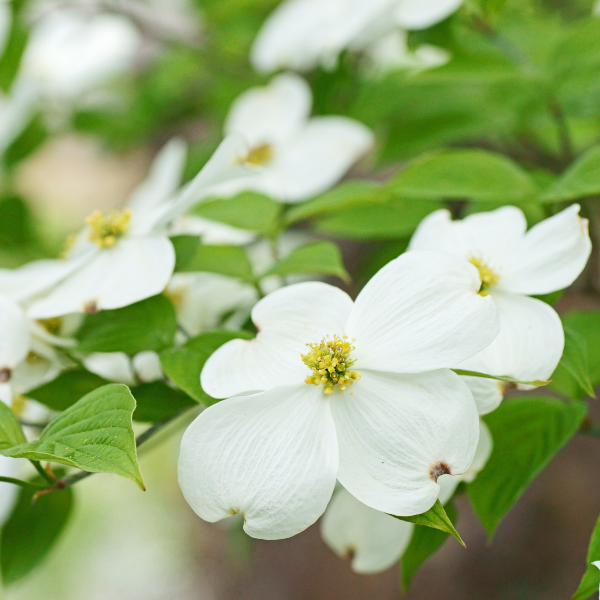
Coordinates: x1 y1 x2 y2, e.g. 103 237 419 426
0 294 30 371
460 376 504 416
83 352 136 385
346 251 499 373
201 281 354 398
331 368 479 516
0 455 19 525
178 383 338 540
395 0 463 29
27 236 175 318
497 204 591 295
321 487 413 574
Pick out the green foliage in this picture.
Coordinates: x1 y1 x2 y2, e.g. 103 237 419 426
393 500 464 546
1 482 73 586
542 145 600 202
0 195 34 246
4 114 48 168
177 243 254 280
555 326 595 399
572 512 600 600
160 330 253 405
401 501 457 591
0 1 28 92
1 384 144 489
131 382 196 423
452 368 550 386
468 397 587 536
76 295 177 355
0 401 26 449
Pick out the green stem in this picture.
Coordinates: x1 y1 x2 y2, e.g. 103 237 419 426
0 475 46 489
29 460 54 485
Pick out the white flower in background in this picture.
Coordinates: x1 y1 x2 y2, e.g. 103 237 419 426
178 251 500 540
23 134 248 318
210 73 373 203
594 562 600 597
83 350 163 386
593 0 600 16
251 0 463 73
409 205 592 414
320 420 491 574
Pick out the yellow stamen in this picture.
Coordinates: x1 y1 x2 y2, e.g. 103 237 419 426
245 143 273 166
468 253 500 296
85 208 132 248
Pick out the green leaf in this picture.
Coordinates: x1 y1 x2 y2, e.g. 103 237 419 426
558 327 596 399
387 149 539 202
264 241 349 281
1 482 73 585
178 244 253 280
171 235 201 271
541 145 600 202
393 500 464 547
401 501 457 591
451 369 550 387
26 369 109 412
193 193 282 236
0 401 26 450
468 397 587 537
0 195 34 246
572 513 600 600
0 3 28 93
4 114 47 168
76 295 177 354
1 384 145 489
160 330 253 405
131 381 196 423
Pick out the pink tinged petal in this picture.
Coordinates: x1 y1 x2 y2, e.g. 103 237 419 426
201 281 354 399
456 292 564 414
0 294 30 371
395 0 463 29
497 204 592 295
331 369 479 516
178 383 338 540
321 487 414 574
346 251 499 374
27 236 175 318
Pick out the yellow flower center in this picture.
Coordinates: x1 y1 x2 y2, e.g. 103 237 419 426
302 334 361 395
38 317 62 335
245 143 273 166
85 208 132 248
468 253 500 296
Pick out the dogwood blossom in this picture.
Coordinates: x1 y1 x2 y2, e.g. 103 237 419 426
209 73 373 203
408 205 592 414
178 251 500 540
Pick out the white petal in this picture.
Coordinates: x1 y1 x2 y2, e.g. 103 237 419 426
0 455 19 525
498 205 592 295
395 0 463 29
456 292 564 413
27 236 175 318
461 376 504 416
83 352 136 385
436 474 461 507
201 281 354 399
225 73 311 147
331 369 479 516
132 351 163 383
346 251 499 373
178 383 338 540
0 294 30 371
321 487 413 574
170 215 256 246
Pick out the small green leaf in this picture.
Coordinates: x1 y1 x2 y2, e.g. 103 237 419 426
468 397 587 537
264 241 349 281
178 244 254 280
401 501 457 591
387 149 539 202
541 145 600 202
451 369 550 387
0 3 28 93
392 500 464 547
160 330 253 405
131 381 196 423
1 481 73 585
76 295 177 354
171 235 201 271
559 327 596 399
0 401 26 449
572 513 600 600
1 384 144 489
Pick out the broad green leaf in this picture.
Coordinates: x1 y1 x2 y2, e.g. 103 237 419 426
264 241 349 281
1 384 144 489
541 145 600 202
131 381 196 423
178 244 253 280
393 500 464 547
193 193 282 236
1 481 73 585
26 369 109 412
557 327 595 399
451 369 550 387
572 513 600 600
468 397 587 536
76 295 177 354
171 235 201 271
160 330 253 405
0 401 26 450
387 149 539 202
401 501 457 591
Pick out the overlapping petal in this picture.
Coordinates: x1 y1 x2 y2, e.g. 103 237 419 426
346 251 499 374
331 369 479 516
0 294 30 371
178 383 338 540
201 282 353 398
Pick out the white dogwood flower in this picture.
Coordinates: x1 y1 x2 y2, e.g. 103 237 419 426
409 205 591 414
210 73 373 203
178 251 500 540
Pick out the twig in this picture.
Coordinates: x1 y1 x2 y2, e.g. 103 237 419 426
0 475 46 489
29 460 54 485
